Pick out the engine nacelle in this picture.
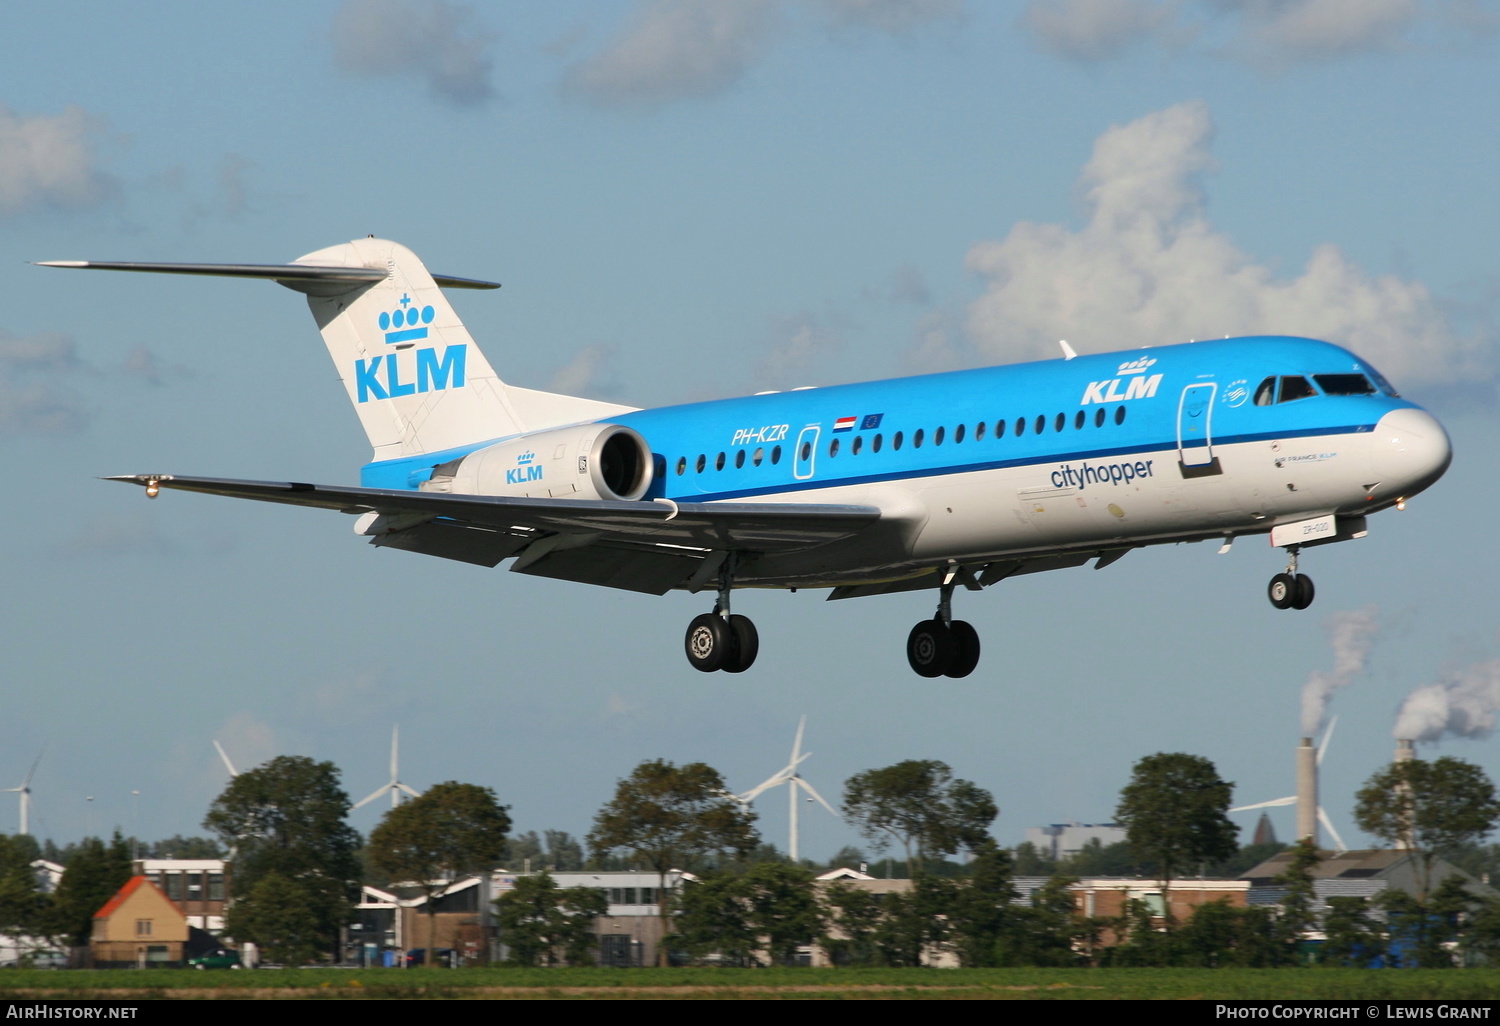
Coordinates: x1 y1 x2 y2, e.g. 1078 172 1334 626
425 423 654 501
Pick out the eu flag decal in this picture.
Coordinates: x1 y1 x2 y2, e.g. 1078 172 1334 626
861 413 884 430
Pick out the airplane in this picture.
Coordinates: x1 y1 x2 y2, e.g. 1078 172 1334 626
38 238 1452 678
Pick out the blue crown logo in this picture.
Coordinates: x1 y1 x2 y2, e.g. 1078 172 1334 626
378 294 435 345
516 451 536 466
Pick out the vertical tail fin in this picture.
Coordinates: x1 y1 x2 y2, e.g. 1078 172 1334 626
293 238 517 461
40 237 637 461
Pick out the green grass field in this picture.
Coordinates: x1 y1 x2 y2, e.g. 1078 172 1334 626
2 967 1500 999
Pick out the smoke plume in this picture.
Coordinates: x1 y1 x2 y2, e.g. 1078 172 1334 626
1300 607 1379 736
1393 659 1500 743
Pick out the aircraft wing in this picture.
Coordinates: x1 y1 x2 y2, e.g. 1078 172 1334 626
107 474 882 594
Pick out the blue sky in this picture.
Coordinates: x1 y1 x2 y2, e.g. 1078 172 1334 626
3 0 1499 864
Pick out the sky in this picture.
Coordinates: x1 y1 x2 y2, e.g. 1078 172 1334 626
3 0 1500 866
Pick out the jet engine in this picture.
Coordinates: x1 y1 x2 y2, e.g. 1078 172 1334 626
423 423 654 501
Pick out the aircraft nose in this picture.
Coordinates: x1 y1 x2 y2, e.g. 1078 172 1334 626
1372 407 1451 500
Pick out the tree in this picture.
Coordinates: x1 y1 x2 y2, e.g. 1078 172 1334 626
494 871 608 966
1115 753 1238 918
947 840 1018 966
225 871 324 966
1354 755 1500 900
841 760 997 877
677 863 823 966
0 834 45 954
368 781 511 960
820 883 884 966
1322 896 1386 967
202 755 362 958
45 833 132 948
1274 838 1321 960
587 759 758 965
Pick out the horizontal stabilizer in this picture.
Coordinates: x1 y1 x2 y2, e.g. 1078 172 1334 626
34 260 500 293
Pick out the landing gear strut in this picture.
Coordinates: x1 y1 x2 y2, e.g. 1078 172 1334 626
1267 545 1315 611
906 569 981 678
684 557 759 673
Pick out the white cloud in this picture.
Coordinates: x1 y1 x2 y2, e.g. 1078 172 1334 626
119 345 192 387
961 101 1485 387
563 0 782 108
214 713 279 776
563 0 961 108
333 0 496 107
0 331 89 436
52 513 175 560
758 313 845 389
1020 0 1482 64
0 105 111 217
1231 0 1421 63
1021 0 1180 60
548 343 623 398
813 0 964 33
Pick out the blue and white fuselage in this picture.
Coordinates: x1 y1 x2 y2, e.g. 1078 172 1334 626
43 238 1450 676
360 335 1448 593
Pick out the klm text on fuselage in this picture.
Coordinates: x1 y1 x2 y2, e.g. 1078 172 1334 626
355 345 467 403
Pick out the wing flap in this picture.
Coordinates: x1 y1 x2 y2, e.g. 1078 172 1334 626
511 541 707 595
369 520 531 567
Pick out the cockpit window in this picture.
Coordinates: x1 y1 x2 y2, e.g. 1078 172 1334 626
1314 373 1377 396
1367 367 1400 397
1277 376 1317 403
1253 375 1318 405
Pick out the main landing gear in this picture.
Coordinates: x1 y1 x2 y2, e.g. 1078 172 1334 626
684 559 759 673
906 571 981 678
1267 545 1315 611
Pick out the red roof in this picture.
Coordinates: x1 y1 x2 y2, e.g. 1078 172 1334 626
93 875 154 920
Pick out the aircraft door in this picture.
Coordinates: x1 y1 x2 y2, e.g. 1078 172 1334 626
793 425 820 480
1176 383 1221 477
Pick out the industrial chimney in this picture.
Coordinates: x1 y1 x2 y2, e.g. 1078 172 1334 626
1393 738 1415 849
1296 737 1318 845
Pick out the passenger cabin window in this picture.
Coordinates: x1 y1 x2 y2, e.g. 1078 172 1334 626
1314 373 1377 396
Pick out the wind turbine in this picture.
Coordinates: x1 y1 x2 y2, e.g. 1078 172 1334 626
1231 716 1347 851
213 740 240 778
3 748 44 835
737 716 839 862
351 726 421 812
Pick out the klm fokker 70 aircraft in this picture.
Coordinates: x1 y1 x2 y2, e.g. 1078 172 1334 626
41 238 1452 677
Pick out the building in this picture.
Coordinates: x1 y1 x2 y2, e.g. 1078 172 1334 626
353 877 489 966
90 876 190 968
135 858 230 934
516 869 694 967
1242 848 1495 913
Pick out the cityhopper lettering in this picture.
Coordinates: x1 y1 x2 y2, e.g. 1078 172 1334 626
355 345 467 403
1051 459 1155 491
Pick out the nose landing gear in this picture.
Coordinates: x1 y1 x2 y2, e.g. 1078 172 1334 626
905 569 981 678
1267 545 1315 610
